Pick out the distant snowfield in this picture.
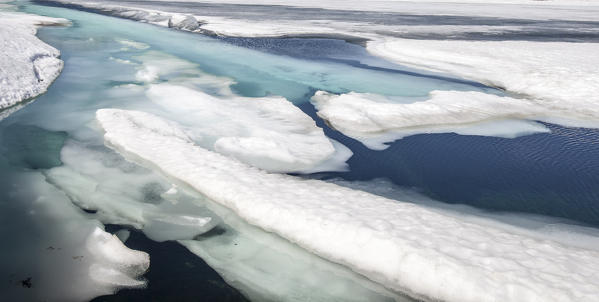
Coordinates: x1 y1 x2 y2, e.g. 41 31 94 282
0 8 69 111
43 0 599 145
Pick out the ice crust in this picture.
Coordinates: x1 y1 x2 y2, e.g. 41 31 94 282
0 11 68 110
97 108 599 302
311 90 551 149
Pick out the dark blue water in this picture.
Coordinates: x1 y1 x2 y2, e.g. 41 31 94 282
297 101 599 227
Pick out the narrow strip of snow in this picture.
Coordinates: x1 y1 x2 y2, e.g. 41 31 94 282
0 11 69 110
97 108 599 302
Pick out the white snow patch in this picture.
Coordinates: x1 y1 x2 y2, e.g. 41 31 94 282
97 108 599 302
312 90 551 149
146 83 351 173
0 11 69 110
368 39 599 129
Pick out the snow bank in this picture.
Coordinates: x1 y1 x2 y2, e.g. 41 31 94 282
97 108 599 302
146 83 351 173
368 39 599 129
311 90 550 149
0 11 69 110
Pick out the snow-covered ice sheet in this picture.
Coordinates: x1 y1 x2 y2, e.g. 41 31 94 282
312 90 550 149
0 10 68 110
367 39 599 129
45 138 403 302
97 108 599 302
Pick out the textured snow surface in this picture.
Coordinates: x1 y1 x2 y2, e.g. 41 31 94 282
312 90 550 149
0 11 68 110
146 83 351 173
97 108 599 302
368 39 599 128
46 139 402 302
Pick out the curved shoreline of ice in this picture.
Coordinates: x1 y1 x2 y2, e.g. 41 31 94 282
0 10 69 112
311 90 552 149
97 108 599 302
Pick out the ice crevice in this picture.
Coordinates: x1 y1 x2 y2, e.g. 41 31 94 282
96 108 599 302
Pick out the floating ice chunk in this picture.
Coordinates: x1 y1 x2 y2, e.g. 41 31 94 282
367 39 599 129
0 170 148 301
87 227 150 278
312 90 549 149
97 108 599 302
143 214 216 242
146 83 351 173
0 11 69 110
130 51 235 95
116 38 150 50
45 136 396 301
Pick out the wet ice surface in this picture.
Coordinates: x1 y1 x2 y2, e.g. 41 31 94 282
3 1 599 301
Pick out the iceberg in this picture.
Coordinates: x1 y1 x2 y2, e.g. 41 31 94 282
96 108 599 302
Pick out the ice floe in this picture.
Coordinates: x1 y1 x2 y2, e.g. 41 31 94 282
311 90 551 149
368 39 599 129
146 83 351 173
97 108 599 302
44 136 404 302
0 10 69 111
